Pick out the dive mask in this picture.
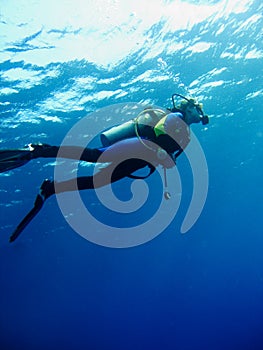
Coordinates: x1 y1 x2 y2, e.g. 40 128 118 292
171 93 209 125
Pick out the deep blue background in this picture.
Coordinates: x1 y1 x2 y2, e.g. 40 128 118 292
0 1 262 349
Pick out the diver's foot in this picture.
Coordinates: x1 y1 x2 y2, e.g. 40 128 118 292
39 179 55 202
28 143 52 159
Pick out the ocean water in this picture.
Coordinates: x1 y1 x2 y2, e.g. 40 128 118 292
0 0 263 349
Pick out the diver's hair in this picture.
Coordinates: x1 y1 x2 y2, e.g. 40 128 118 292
177 98 196 112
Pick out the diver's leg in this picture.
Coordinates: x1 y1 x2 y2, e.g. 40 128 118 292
9 159 150 242
31 144 103 162
0 144 103 173
40 159 150 199
38 171 110 200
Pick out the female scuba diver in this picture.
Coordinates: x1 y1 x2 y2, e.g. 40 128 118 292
0 93 209 242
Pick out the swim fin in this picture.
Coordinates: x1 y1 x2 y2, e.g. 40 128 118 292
0 148 32 173
9 193 44 243
9 179 53 243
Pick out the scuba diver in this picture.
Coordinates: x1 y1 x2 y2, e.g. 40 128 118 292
0 94 209 242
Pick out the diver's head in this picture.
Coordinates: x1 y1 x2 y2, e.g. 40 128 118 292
180 99 201 125
172 94 209 126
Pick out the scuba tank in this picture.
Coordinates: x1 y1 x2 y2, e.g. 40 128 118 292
100 108 167 147
100 120 136 147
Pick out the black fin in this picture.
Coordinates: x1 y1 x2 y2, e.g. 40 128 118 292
9 194 44 243
0 149 31 173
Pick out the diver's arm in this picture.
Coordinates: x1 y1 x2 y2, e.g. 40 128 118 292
163 112 184 131
163 113 190 150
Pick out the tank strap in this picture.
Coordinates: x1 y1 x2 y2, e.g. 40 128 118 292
127 164 156 179
173 148 184 160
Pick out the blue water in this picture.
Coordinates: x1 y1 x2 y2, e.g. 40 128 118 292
1 0 263 349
